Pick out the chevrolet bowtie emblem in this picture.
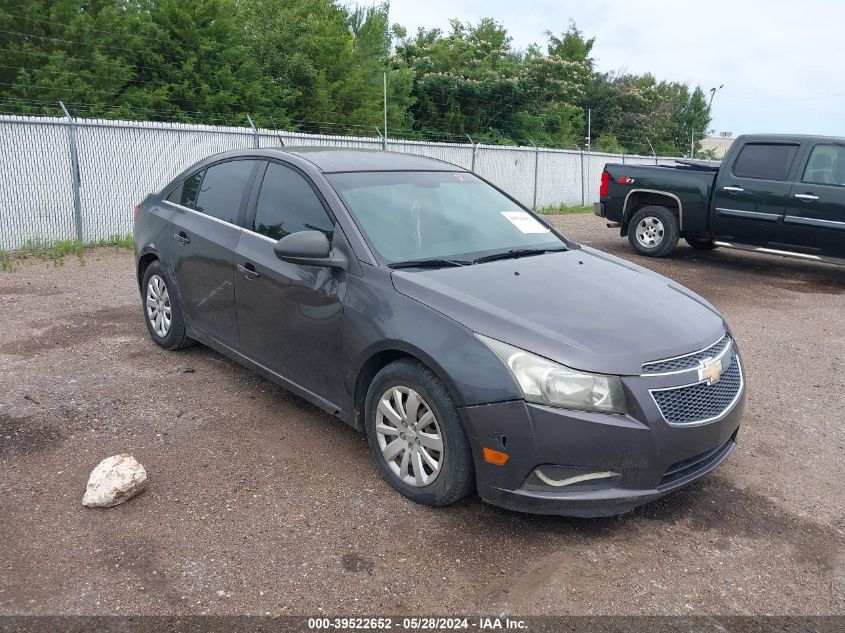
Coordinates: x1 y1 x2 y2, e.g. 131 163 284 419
698 357 724 385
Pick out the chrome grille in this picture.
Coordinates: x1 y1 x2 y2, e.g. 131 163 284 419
642 334 732 375
651 357 743 425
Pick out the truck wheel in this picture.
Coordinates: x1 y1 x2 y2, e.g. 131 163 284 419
685 236 716 250
628 206 680 257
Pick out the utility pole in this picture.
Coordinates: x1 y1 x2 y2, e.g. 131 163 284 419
693 84 724 159
383 71 388 151
708 84 724 111
586 108 591 152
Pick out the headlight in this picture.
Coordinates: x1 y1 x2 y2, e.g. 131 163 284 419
476 334 626 414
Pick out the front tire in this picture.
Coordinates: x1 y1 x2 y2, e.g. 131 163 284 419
628 205 680 257
141 260 195 350
364 359 474 507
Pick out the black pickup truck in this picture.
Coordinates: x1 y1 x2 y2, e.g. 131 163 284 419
594 134 845 265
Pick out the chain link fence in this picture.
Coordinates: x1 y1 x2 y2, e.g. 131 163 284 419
0 113 681 250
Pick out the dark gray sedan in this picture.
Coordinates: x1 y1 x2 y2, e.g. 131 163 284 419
133 148 744 517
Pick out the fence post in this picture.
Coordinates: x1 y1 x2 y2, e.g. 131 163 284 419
530 140 539 211
246 114 259 148
621 154 626 165
59 101 83 242
268 116 285 146
580 147 586 207
466 134 477 173
376 127 386 150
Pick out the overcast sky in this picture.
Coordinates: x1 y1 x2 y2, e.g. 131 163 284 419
387 0 845 137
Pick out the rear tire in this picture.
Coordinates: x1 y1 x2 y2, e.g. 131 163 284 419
364 359 474 507
627 205 680 257
685 236 717 250
141 260 195 350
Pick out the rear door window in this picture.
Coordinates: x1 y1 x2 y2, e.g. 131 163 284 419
194 160 257 224
732 143 798 181
167 171 204 208
253 162 334 241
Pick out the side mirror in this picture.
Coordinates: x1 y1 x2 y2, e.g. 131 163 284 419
273 230 348 270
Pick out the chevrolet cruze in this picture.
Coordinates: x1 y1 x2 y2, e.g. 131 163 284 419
133 148 745 517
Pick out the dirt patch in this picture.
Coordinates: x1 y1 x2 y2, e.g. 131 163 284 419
0 284 65 298
0 413 64 457
768 278 845 295
341 553 375 575
1 305 138 358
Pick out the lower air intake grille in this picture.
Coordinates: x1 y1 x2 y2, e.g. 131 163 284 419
660 434 736 488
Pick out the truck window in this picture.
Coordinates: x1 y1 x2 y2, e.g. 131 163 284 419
732 143 798 181
801 144 845 186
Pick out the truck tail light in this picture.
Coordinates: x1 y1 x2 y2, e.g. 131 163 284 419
599 170 610 197
133 202 142 222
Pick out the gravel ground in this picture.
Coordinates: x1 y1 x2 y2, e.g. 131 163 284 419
0 214 843 616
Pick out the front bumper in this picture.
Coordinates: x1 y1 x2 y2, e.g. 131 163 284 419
459 378 744 518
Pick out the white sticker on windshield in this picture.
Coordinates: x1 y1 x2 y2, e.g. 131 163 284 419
501 211 550 234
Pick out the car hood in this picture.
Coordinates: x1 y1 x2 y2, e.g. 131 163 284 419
391 247 727 376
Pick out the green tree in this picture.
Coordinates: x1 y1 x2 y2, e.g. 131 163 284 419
0 4 711 153
594 132 625 154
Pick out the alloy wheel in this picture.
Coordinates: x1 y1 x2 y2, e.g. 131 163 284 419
636 216 665 248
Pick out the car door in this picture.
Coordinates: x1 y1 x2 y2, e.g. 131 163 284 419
783 142 845 256
710 141 801 245
234 160 346 402
166 159 260 347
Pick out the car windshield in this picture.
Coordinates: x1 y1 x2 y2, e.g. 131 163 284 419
326 171 566 265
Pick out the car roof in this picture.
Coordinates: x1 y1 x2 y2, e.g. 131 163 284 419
268 147 464 173
738 133 845 144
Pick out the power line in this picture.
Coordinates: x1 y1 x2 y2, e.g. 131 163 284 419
0 70 567 137
0 35 567 114
0 47 196 77
0 63 177 88
1 12 161 38
0 27 212 63
0 96 500 143
723 92 845 102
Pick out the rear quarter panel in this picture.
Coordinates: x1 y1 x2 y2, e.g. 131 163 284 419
133 194 173 287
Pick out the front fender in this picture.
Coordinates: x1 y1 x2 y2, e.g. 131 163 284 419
342 272 522 410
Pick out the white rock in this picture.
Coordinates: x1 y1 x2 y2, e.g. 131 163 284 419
82 454 147 508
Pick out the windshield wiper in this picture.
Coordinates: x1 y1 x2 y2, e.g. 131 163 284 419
472 247 567 264
388 258 472 270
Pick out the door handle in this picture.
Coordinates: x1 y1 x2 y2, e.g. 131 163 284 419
722 185 744 193
237 263 261 280
174 231 190 245
794 192 819 201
